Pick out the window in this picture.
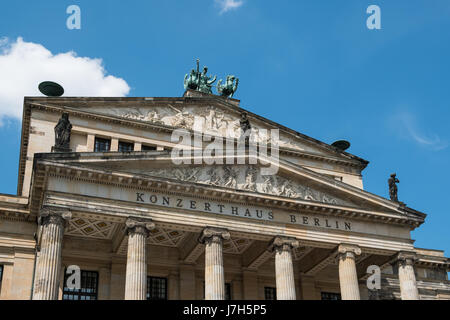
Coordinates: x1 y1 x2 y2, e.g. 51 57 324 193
321 292 341 300
201 282 231 300
225 283 232 300
147 277 167 300
94 137 111 152
141 144 157 151
63 270 99 300
118 141 134 152
264 287 276 300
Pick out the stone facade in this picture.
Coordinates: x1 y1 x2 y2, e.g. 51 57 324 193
0 91 448 300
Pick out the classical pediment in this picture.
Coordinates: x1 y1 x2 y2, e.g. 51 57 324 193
39 151 410 216
124 165 353 207
32 96 366 166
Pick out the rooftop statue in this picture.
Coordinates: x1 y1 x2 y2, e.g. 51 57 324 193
217 75 239 98
388 173 400 202
184 69 199 91
184 59 217 94
53 112 72 152
198 66 217 94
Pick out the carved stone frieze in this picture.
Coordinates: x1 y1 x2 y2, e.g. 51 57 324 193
87 105 311 151
131 165 351 206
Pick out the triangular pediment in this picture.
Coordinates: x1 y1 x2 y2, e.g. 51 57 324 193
40 151 408 217
29 96 367 167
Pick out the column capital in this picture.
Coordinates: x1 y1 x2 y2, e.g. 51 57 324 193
125 217 155 237
396 251 418 267
338 244 361 260
38 207 72 227
268 236 299 253
199 227 230 245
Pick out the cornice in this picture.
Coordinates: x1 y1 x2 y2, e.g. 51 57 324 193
30 159 425 230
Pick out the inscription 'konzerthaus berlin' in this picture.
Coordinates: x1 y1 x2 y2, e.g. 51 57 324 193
0 86 448 301
135 192 353 231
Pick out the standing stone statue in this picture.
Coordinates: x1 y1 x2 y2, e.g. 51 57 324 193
53 113 72 152
388 173 400 202
240 112 252 143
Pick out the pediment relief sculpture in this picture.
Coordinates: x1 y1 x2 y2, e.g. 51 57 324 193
128 165 353 206
87 105 315 153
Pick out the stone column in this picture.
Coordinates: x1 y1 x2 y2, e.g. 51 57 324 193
33 207 72 300
396 252 419 300
269 237 299 300
199 227 230 300
338 244 361 300
124 218 155 300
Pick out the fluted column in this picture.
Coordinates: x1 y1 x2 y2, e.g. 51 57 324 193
338 244 361 300
124 218 155 300
269 237 298 300
33 207 72 300
396 252 419 300
199 227 230 300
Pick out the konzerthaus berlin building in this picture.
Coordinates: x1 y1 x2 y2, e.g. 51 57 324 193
0 88 448 300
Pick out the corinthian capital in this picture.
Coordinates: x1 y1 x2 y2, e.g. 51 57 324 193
338 244 361 260
125 218 155 237
199 227 230 245
396 251 417 267
38 207 72 228
268 236 299 253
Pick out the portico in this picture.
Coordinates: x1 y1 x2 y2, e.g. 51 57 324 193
0 93 448 300
28 150 427 300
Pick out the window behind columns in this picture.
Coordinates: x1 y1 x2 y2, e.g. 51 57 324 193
225 283 232 300
118 141 134 152
201 282 232 300
321 292 341 300
63 270 99 300
94 137 111 152
147 277 167 300
264 287 276 300
141 144 157 151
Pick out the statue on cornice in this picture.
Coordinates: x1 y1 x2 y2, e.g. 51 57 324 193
183 59 217 94
217 75 239 98
388 173 400 202
198 66 217 94
53 112 72 152
240 112 252 143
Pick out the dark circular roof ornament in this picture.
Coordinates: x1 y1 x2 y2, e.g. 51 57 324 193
332 140 351 151
38 81 64 97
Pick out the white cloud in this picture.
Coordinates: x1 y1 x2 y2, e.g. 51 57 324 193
391 111 448 151
215 0 243 14
0 37 130 123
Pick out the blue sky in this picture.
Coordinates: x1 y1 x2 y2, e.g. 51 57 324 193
0 0 449 256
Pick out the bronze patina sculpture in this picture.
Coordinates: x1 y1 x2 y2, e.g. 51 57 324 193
217 75 239 98
184 59 217 94
388 173 400 202
53 112 72 152
198 66 217 94
185 59 241 96
184 69 199 91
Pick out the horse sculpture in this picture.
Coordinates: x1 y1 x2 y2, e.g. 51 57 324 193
217 75 239 98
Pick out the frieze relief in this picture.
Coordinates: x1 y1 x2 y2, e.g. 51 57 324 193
128 165 352 206
87 105 311 152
